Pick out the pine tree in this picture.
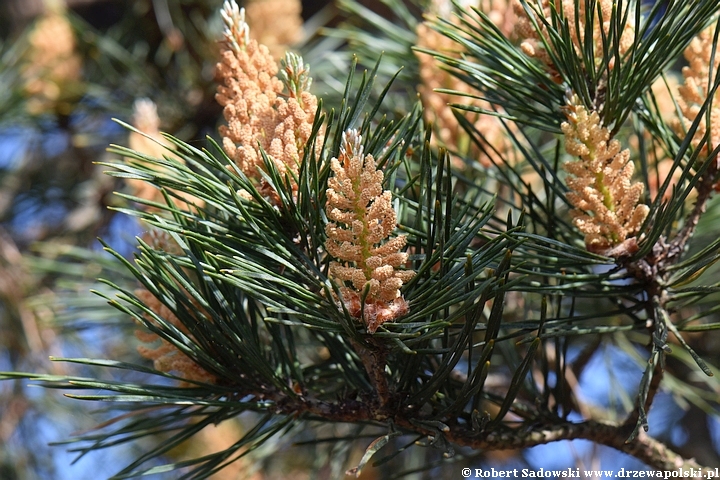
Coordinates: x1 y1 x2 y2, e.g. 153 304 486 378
4 0 720 477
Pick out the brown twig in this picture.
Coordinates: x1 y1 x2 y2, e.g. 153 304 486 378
666 170 717 264
351 338 392 410
619 165 719 439
265 389 711 474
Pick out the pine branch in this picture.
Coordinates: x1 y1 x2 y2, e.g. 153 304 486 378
6 1 720 477
233 381 713 473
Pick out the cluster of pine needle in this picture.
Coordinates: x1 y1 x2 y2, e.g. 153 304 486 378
3 0 720 478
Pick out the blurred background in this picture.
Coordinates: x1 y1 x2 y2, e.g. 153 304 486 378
0 0 719 478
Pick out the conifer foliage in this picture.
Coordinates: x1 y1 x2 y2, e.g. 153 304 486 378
4 0 720 478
